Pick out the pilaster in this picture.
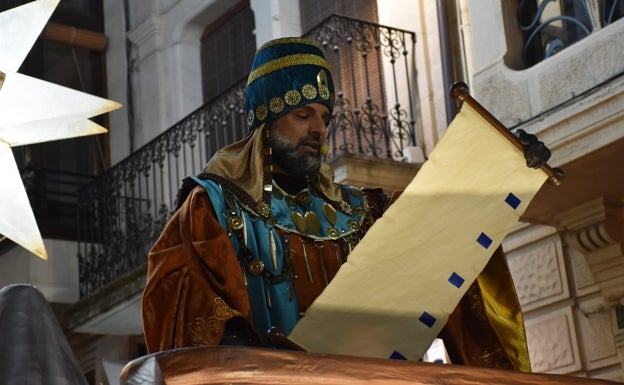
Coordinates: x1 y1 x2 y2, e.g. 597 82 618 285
556 197 624 377
556 198 624 302
127 16 164 61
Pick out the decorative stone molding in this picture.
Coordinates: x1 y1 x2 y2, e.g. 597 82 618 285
506 232 569 312
329 153 421 193
616 331 624 362
569 222 616 254
576 296 620 370
127 15 164 60
524 306 581 374
555 198 624 302
566 241 600 297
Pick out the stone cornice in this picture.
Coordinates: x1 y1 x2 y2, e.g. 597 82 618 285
127 15 164 58
556 198 624 301
516 75 624 167
555 197 608 232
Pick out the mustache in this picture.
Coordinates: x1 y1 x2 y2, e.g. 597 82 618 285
297 134 329 156
296 134 329 156
297 134 322 146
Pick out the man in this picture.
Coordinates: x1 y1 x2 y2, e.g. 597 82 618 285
142 37 549 371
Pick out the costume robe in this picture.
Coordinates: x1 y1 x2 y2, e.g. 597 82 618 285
143 180 530 371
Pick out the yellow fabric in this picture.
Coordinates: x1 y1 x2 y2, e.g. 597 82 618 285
203 124 348 213
288 102 548 360
438 247 530 371
477 249 531 371
202 126 266 203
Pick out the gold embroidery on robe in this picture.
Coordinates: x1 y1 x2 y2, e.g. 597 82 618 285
185 297 243 346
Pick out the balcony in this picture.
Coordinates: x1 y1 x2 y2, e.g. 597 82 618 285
67 15 422 334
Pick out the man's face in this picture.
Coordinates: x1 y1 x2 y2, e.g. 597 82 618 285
268 103 330 177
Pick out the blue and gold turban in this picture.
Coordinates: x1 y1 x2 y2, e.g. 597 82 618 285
245 37 335 130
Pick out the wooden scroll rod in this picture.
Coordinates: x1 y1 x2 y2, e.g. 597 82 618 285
449 81 563 186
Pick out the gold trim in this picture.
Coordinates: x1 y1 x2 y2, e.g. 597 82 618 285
284 90 301 105
291 211 306 233
257 201 271 218
295 190 311 207
248 54 331 85
302 84 317 99
269 230 278 270
227 216 244 231
269 97 285 114
256 37 321 53
326 227 340 240
304 211 321 235
322 202 337 226
248 259 265 275
319 85 330 100
184 297 241 346
317 69 329 88
256 104 268 121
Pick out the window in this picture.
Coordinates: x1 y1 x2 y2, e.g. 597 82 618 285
504 0 624 69
200 2 256 102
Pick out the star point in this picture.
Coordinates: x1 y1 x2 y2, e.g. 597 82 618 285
0 0 122 260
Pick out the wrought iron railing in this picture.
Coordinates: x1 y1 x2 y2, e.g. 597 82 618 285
518 0 623 67
77 80 248 297
77 15 418 298
305 15 417 160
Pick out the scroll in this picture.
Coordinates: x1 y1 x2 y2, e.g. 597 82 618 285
288 83 560 360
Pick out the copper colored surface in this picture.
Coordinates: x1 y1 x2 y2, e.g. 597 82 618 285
120 346 618 384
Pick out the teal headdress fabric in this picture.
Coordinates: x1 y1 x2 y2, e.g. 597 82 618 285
245 37 335 130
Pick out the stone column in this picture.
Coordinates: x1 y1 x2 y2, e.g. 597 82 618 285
556 198 624 302
250 0 301 46
556 197 624 373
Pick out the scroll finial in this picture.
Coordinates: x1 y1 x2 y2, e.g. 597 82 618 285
450 81 469 101
447 80 563 186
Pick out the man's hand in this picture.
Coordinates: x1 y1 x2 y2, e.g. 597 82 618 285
513 129 551 169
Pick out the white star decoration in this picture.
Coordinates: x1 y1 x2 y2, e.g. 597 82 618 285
0 0 121 260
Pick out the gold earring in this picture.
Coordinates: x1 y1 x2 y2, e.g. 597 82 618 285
320 139 329 156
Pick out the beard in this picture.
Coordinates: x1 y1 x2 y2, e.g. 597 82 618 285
267 126 322 177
